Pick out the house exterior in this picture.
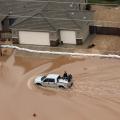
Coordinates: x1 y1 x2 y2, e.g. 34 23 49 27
1 16 16 31
0 0 93 46
11 10 93 46
0 16 12 40
0 16 5 31
0 23 2 31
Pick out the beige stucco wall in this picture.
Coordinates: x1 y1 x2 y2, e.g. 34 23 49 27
49 32 58 41
76 23 90 42
12 29 19 38
81 23 90 42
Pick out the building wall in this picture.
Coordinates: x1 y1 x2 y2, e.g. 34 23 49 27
2 17 16 31
0 32 12 39
12 29 19 38
11 30 59 46
75 23 90 44
1 17 9 31
89 26 120 36
82 23 90 42
11 22 90 46
49 31 60 46
0 23 2 31
49 32 59 41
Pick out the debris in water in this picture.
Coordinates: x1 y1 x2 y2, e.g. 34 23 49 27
33 113 37 117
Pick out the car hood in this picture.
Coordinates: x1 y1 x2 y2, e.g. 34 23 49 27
34 76 43 83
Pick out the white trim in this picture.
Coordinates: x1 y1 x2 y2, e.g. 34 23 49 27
1 45 120 59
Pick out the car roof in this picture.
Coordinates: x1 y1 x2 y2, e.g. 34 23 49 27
46 74 60 79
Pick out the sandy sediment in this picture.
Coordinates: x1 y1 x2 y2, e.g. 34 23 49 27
90 35 120 53
92 5 120 27
0 53 120 120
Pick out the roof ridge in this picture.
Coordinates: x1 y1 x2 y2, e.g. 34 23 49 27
11 3 48 28
40 12 56 31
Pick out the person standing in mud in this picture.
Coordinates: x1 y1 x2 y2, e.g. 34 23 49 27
69 74 72 79
63 71 68 79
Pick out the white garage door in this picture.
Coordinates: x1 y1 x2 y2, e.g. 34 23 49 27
60 30 76 44
19 31 50 45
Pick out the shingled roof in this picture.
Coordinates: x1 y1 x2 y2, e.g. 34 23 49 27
0 0 93 32
12 10 93 31
0 0 85 14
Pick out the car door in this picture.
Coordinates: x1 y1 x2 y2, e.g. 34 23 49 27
43 78 49 87
48 79 56 87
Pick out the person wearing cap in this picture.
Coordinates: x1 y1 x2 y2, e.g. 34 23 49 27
63 71 68 79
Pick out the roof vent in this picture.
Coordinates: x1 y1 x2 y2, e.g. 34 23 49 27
70 3 73 7
83 16 87 19
8 8 13 15
71 12 75 15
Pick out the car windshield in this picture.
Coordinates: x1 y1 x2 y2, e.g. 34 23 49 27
41 76 46 81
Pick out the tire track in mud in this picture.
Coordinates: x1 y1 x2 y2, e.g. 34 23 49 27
1 51 120 120
24 56 84 92
26 56 120 101
34 58 120 120
43 56 84 73
25 62 53 91
2 52 120 120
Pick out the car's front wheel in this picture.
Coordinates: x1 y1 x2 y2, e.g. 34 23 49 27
36 83 42 86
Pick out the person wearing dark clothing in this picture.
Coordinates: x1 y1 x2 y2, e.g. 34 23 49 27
63 71 68 78
69 74 72 79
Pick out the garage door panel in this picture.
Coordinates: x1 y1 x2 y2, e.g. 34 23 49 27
19 31 50 45
60 31 76 44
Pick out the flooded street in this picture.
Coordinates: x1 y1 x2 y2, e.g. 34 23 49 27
0 51 120 120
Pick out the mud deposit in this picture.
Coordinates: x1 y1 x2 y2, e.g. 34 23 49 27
0 53 120 120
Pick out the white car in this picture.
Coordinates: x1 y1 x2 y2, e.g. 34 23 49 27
34 74 73 89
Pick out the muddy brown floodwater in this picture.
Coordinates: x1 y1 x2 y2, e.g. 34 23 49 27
0 52 120 120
